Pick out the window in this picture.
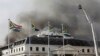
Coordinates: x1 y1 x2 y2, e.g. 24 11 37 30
22 47 23 51
36 47 39 51
6 52 8 54
11 49 13 53
14 49 15 53
87 49 90 52
42 47 45 51
19 48 20 51
30 47 32 51
82 49 84 52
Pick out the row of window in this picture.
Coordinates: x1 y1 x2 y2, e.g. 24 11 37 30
5 46 46 54
81 49 93 53
5 47 24 54
11 47 23 53
30 47 45 51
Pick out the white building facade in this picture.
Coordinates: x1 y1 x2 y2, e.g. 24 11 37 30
1 35 100 56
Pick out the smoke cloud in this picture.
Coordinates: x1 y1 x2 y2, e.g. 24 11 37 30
6 0 100 44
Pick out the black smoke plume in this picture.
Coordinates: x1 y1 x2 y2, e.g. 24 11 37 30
6 0 100 44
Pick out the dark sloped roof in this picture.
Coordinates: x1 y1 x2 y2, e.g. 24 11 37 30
26 36 92 46
0 35 97 50
0 39 25 50
88 41 100 47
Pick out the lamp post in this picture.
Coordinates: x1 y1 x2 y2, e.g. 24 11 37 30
78 4 99 56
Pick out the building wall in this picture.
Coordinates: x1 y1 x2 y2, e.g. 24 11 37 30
52 45 96 56
2 44 61 56
74 46 94 54
24 44 61 56
2 44 25 56
2 44 100 56
76 46 100 56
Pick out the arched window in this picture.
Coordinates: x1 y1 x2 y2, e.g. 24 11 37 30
14 49 15 53
19 48 20 52
22 47 23 51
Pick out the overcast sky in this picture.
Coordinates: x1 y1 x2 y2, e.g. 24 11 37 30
0 0 34 45
0 0 100 46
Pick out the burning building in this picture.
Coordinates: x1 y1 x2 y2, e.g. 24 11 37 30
0 31 100 56
0 0 100 56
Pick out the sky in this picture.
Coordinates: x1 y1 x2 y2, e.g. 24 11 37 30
0 0 34 45
0 0 100 46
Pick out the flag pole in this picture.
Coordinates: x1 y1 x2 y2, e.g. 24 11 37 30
7 35 10 56
29 19 31 56
8 19 10 56
79 4 99 56
61 24 65 56
48 21 50 56
8 19 23 55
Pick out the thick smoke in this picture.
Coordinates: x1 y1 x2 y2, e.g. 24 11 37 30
6 29 27 44
6 0 100 44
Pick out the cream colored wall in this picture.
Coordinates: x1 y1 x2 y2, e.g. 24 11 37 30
24 44 61 56
2 44 25 56
2 44 61 56
52 45 96 56
2 44 100 56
